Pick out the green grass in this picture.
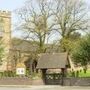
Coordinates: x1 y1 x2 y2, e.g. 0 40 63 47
79 70 90 77
67 69 90 77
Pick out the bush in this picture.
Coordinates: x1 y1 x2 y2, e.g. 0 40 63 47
26 69 30 77
72 35 90 66
0 71 16 77
31 72 42 80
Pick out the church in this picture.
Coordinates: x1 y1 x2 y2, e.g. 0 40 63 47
0 11 37 72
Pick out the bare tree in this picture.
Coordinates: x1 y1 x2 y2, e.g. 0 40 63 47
16 0 88 53
53 0 88 38
52 0 88 52
16 0 55 53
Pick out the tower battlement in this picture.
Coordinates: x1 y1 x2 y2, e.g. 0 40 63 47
0 10 11 18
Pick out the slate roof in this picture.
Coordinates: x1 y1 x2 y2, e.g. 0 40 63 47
37 53 69 69
11 38 38 52
11 38 60 52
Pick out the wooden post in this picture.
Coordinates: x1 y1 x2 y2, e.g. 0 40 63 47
61 68 65 86
41 69 47 84
30 60 33 75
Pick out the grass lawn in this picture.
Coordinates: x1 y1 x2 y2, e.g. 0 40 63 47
79 70 90 77
68 69 90 77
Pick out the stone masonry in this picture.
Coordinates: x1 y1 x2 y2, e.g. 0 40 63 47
0 11 11 71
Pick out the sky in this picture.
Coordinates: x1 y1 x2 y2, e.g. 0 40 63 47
0 0 90 39
0 0 25 11
0 0 89 11
0 0 26 38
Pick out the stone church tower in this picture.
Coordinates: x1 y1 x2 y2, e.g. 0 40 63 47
0 11 11 71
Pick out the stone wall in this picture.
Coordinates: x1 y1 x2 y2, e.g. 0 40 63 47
0 77 32 85
0 77 90 86
64 77 90 86
0 77 44 85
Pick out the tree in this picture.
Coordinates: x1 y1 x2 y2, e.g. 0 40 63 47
16 0 88 53
53 0 88 51
60 32 81 52
54 0 88 38
72 35 90 72
16 0 55 53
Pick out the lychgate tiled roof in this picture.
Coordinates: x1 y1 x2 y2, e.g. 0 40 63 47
37 53 69 69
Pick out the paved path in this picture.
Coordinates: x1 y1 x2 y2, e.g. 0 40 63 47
0 86 90 90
